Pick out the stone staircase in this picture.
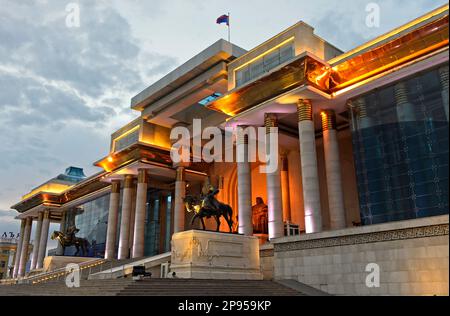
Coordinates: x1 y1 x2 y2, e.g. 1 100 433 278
0 278 306 296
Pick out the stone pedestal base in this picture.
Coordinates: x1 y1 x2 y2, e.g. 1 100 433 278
43 256 93 272
170 230 262 280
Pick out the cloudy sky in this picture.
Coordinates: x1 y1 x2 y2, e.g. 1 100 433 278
0 0 447 241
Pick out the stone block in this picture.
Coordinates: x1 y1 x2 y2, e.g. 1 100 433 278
170 230 262 280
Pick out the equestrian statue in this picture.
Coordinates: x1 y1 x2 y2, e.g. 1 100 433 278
184 185 234 233
51 226 90 257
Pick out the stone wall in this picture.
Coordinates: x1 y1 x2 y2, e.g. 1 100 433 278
272 215 449 296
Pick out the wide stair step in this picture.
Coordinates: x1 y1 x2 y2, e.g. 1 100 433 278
0 278 306 296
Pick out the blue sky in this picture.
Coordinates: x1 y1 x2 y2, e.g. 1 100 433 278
0 0 447 241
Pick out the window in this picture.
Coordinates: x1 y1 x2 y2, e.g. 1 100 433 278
114 129 139 152
350 65 449 225
235 41 295 87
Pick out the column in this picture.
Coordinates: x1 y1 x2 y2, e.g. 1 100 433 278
321 110 346 230
118 175 134 260
13 219 26 278
237 127 253 236
173 167 186 234
105 180 121 259
297 99 322 233
132 169 148 258
265 114 284 239
36 210 50 270
56 210 67 256
30 212 43 270
159 192 168 253
128 186 137 257
280 153 292 223
439 66 449 121
18 217 32 277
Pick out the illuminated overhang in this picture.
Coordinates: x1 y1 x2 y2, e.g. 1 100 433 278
11 172 109 214
15 204 62 221
99 160 208 185
11 191 62 214
207 53 332 118
329 14 449 92
94 143 173 173
224 85 330 129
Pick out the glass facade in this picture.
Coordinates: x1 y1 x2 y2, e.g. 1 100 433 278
63 194 110 257
350 65 449 225
144 190 173 257
236 41 294 87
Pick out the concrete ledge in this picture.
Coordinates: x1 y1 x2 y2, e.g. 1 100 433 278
272 215 449 246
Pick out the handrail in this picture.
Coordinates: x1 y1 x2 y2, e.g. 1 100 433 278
0 258 107 285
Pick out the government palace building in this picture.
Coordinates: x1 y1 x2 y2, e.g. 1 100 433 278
5 4 449 296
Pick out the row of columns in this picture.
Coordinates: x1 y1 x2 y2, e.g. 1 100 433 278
237 99 347 240
105 167 187 260
12 210 51 278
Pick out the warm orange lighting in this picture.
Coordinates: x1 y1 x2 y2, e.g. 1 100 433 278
328 4 449 65
107 156 114 163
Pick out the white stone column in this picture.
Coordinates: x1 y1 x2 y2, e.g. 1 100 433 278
265 114 284 240
280 153 291 223
118 175 134 260
132 169 148 258
297 99 322 234
18 217 32 277
30 212 43 270
36 210 50 270
105 180 121 259
321 110 346 230
439 66 449 121
13 219 26 278
173 167 186 234
128 186 137 256
237 128 253 236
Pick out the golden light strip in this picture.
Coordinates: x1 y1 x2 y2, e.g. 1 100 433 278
112 125 140 152
329 4 449 65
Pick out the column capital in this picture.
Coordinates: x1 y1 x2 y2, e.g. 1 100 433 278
394 82 409 105
123 175 134 188
176 166 186 182
111 180 121 194
320 109 337 131
137 169 149 184
297 99 313 122
264 113 278 134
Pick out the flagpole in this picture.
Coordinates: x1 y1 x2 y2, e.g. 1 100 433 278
228 12 231 42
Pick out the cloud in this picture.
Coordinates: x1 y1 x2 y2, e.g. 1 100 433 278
0 0 178 211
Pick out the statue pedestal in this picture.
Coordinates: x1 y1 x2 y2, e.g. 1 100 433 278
170 230 262 280
43 256 93 272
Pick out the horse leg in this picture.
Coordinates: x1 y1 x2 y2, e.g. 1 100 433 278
191 214 198 227
215 216 221 232
74 245 80 257
200 217 206 230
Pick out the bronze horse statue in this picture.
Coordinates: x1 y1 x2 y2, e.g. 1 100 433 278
184 189 234 233
51 228 90 257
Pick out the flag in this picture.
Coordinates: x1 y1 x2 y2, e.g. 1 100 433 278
216 14 230 26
